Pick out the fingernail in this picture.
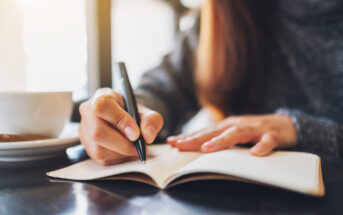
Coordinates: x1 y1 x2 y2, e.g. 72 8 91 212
184 137 193 141
125 126 139 141
251 146 262 156
175 137 192 144
201 141 214 151
167 136 177 142
146 126 156 144
176 139 185 144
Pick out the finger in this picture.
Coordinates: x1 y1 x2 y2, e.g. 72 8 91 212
79 124 134 166
168 126 214 143
139 106 164 144
80 112 138 157
167 134 187 147
91 94 140 141
167 120 234 147
174 128 223 151
82 108 138 156
81 134 130 166
250 133 277 156
167 127 216 147
91 120 138 156
91 88 125 107
201 125 259 153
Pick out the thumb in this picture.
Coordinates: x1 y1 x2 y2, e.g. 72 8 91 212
139 105 164 144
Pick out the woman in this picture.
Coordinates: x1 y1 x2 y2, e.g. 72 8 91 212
78 0 343 165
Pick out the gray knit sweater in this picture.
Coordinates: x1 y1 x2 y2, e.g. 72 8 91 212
135 0 343 158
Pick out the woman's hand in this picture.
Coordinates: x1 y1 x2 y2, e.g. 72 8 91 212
79 88 164 165
167 114 297 156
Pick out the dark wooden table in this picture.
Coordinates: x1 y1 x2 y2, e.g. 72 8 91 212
1 144 343 215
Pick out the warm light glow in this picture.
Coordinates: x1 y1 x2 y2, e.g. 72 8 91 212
15 0 33 9
1 0 87 98
181 0 204 8
21 0 88 100
112 0 175 88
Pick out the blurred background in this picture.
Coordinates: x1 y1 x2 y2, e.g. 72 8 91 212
0 0 203 101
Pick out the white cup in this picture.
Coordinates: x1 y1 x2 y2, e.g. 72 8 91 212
0 91 73 137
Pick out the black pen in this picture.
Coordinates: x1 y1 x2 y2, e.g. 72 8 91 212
115 62 146 163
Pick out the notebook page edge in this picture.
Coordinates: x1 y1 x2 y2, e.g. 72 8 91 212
163 148 324 196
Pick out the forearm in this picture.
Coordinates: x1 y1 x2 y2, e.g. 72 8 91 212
135 23 201 140
135 57 200 140
277 108 343 158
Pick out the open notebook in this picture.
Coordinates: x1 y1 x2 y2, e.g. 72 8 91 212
47 145 325 197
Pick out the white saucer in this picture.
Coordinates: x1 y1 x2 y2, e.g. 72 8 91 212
0 123 80 162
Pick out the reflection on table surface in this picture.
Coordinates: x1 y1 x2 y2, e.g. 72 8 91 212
1 144 343 215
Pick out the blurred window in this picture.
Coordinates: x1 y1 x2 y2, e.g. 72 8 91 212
0 0 200 99
111 0 176 88
0 0 87 100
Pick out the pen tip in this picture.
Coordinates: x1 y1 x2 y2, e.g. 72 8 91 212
142 160 146 164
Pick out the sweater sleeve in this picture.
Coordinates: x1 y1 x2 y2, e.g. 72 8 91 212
135 23 201 140
276 108 343 158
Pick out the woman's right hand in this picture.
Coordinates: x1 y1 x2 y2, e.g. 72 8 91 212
78 88 164 166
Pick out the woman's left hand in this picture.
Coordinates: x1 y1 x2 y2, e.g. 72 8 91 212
167 114 298 156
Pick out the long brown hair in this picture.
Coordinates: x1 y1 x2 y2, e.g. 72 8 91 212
196 0 267 120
